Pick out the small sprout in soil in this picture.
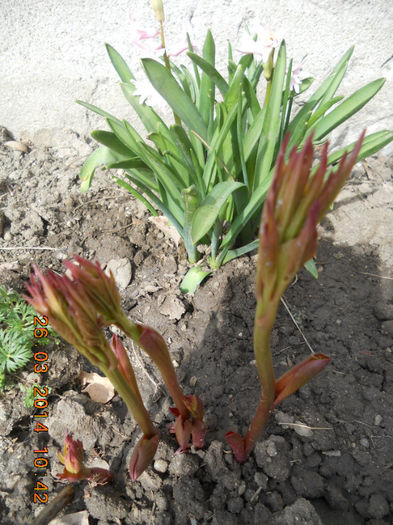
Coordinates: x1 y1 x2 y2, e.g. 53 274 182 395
57 430 113 484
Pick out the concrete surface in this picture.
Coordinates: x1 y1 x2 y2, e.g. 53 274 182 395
1 0 393 151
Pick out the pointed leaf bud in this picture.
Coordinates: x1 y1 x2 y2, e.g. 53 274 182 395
183 395 204 421
191 419 206 449
174 415 193 453
183 395 206 449
225 431 247 463
129 432 160 481
273 353 331 409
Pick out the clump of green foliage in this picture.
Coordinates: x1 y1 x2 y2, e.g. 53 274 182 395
0 286 56 389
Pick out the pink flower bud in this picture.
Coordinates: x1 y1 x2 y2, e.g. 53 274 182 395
63 255 122 325
129 432 160 481
25 264 118 370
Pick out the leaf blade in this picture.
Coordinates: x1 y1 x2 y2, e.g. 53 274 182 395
313 78 386 140
142 58 208 141
191 181 245 244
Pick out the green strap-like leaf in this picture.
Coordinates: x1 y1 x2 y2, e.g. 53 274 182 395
243 106 267 161
220 166 274 252
242 76 261 118
180 267 212 293
203 102 239 189
224 64 244 112
307 96 344 129
121 172 184 237
187 51 229 97
288 46 354 137
277 59 293 148
123 169 159 193
105 43 134 82
199 30 216 126
326 130 393 165
142 58 208 141
76 100 122 126
304 258 318 279
191 181 245 244
253 41 287 190
106 117 142 153
313 78 386 140
112 177 157 215
107 118 185 225
182 185 200 263
106 159 147 170
79 146 121 192
318 47 354 107
91 130 137 156
221 239 259 265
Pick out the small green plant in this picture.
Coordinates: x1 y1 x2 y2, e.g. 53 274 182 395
57 430 113 484
22 384 52 408
77 1 393 292
0 286 56 389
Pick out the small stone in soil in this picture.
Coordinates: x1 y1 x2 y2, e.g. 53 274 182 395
271 497 323 525
106 258 132 289
254 471 268 489
360 437 370 448
169 453 200 477
254 435 290 481
264 490 284 512
374 414 383 426
227 496 244 514
153 458 168 473
138 470 162 491
159 294 186 320
290 467 325 499
368 493 390 519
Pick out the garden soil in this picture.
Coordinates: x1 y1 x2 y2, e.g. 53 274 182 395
0 127 392 525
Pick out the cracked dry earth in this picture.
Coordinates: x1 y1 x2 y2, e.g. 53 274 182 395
0 128 393 525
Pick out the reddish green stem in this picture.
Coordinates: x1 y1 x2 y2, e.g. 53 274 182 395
104 366 157 438
116 314 189 419
243 298 278 457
